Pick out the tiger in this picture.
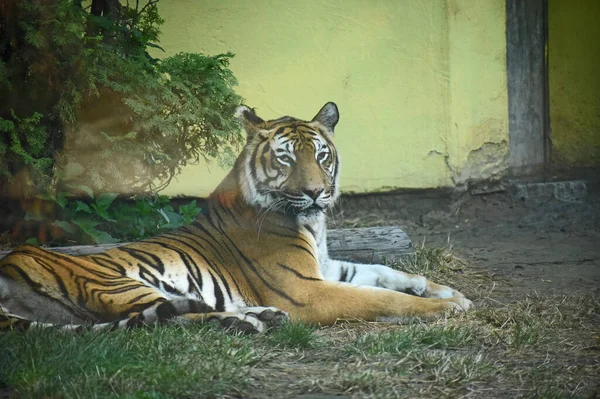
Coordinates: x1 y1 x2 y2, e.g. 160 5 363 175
0 102 472 334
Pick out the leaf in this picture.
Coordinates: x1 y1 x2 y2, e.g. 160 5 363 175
79 185 95 198
56 192 70 209
135 199 154 215
73 201 91 214
53 220 78 234
178 200 201 221
72 218 100 232
90 203 117 222
157 208 170 223
95 193 119 209
66 184 94 198
178 200 196 213
24 237 40 246
83 228 120 244
160 209 185 229
162 204 175 213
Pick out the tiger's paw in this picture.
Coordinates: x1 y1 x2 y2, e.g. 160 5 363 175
241 306 290 329
424 280 469 302
206 312 267 334
447 296 474 312
172 312 266 333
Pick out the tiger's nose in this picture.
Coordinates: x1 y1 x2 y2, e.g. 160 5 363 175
303 188 324 200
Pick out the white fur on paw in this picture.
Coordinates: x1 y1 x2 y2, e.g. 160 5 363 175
436 288 457 299
427 284 467 300
240 306 290 329
209 314 266 334
408 276 427 296
449 297 473 312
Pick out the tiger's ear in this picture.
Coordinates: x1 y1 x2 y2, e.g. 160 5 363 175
311 102 339 133
235 105 267 138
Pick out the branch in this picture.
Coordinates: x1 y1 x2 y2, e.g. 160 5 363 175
137 0 159 19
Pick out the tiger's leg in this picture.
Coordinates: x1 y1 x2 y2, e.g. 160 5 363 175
2 295 274 334
86 299 283 334
320 259 470 302
174 312 266 334
277 279 472 326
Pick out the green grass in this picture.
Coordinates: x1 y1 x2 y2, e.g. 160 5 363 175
349 323 478 355
0 325 258 398
266 321 318 349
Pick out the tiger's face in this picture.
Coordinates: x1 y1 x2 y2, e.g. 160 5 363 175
235 102 341 219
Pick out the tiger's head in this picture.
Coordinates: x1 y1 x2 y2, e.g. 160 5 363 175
234 102 341 219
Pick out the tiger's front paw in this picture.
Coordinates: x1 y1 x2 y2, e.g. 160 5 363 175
241 306 290 329
425 281 468 301
174 312 268 334
448 295 473 312
207 312 267 334
421 281 474 313
402 276 468 303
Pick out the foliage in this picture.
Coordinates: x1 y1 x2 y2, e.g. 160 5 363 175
24 188 202 245
0 0 243 196
0 111 53 190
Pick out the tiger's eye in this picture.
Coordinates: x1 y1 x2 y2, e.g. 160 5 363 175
317 152 329 162
277 155 293 165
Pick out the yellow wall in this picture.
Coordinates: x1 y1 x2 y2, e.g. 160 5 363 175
549 0 600 166
157 0 508 197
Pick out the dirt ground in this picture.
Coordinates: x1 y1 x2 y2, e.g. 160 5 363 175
330 181 600 301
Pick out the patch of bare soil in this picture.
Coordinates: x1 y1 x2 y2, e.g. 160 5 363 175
330 182 600 300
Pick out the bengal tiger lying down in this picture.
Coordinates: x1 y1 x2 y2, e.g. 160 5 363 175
0 102 472 333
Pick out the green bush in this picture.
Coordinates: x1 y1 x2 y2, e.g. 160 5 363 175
0 0 243 195
25 190 202 245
